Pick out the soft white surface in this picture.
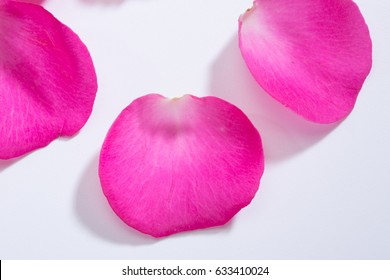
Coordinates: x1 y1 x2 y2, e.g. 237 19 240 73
1 0 389 259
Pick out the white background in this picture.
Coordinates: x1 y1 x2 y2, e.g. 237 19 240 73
1 0 389 259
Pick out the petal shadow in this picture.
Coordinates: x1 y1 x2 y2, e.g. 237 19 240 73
0 160 15 173
0 156 25 173
208 35 339 163
74 154 158 245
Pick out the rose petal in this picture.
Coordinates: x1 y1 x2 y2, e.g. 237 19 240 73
18 0 45 5
0 1 97 159
239 0 372 123
99 94 264 237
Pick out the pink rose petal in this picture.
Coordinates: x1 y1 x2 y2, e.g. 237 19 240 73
18 0 45 5
99 94 264 237
239 0 372 123
0 1 97 159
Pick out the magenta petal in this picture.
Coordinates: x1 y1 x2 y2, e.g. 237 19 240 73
0 2 97 159
239 0 372 123
99 94 264 237
18 0 45 5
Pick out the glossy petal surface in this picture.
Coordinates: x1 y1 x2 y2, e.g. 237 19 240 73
99 94 264 237
0 2 97 159
239 0 372 123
